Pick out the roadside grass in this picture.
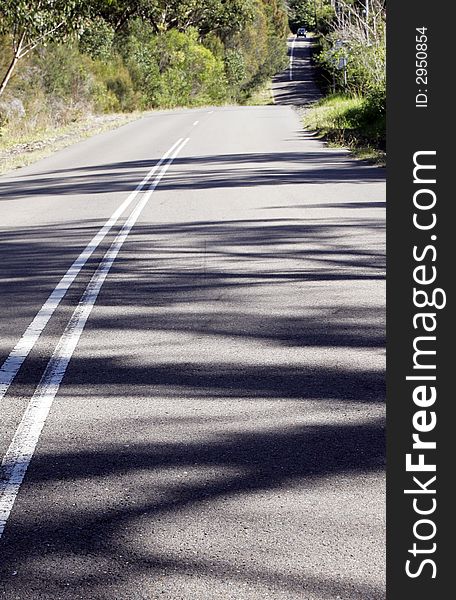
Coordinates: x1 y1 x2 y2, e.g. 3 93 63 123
303 93 386 164
0 87 272 175
0 113 141 174
0 82 274 175
241 80 275 106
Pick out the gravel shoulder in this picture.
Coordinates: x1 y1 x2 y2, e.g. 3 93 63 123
0 112 143 175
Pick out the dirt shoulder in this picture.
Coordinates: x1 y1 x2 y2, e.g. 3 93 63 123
0 113 143 175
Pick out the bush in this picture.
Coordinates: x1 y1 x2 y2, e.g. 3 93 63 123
224 49 246 89
304 93 385 151
224 0 288 101
37 44 93 106
0 0 290 141
310 10 385 154
90 57 139 112
79 17 115 62
120 24 228 108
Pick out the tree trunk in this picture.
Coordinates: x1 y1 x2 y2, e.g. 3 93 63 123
0 33 26 98
0 55 20 98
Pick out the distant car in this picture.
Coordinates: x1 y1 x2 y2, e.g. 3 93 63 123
296 27 307 38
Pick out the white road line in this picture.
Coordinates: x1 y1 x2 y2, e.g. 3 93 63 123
0 138 183 403
0 138 190 538
193 120 199 126
289 37 297 81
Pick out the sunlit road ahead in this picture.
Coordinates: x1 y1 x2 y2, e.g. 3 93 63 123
0 38 385 600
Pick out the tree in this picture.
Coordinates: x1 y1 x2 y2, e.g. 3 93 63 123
97 0 255 38
287 0 336 33
0 0 85 97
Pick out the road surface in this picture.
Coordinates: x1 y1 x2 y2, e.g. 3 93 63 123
0 38 385 600
273 36 321 105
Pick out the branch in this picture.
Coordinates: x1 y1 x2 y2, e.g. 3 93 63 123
8 30 26 58
18 21 66 58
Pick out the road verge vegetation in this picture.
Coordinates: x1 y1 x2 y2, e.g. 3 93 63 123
289 0 386 163
0 1 289 171
303 92 385 163
0 112 140 174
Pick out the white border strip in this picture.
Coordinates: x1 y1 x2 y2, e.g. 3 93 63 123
0 138 190 538
0 138 183 402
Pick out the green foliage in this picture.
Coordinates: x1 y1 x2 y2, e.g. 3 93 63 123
79 16 115 61
120 24 228 108
0 0 89 96
306 1 385 153
224 49 246 88
0 0 290 137
288 0 336 33
90 57 140 112
96 0 256 37
0 0 83 38
288 0 316 31
315 29 385 104
115 0 289 106
304 92 385 154
153 28 228 107
37 44 91 103
224 0 288 101
201 32 225 59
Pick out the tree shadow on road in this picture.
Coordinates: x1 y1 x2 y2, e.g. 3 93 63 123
0 410 385 599
0 148 384 201
0 160 385 598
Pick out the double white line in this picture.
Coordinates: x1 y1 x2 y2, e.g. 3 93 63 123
0 137 189 538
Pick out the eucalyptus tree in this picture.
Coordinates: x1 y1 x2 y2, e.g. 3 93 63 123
0 0 87 96
96 0 255 38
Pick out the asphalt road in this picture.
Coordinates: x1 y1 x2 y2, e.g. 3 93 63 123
272 37 321 105
0 38 385 600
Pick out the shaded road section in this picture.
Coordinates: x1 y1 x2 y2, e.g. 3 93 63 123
273 36 322 106
0 64 384 600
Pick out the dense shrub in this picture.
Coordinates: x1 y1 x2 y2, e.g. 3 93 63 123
224 0 288 101
0 0 289 139
307 1 385 152
303 93 385 152
224 49 246 89
119 25 228 108
288 0 336 33
79 17 116 61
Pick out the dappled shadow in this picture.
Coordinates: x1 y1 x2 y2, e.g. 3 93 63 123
0 211 385 596
273 40 322 106
3 418 386 486
0 149 385 201
22 151 358 177
0 214 385 396
87 309 385 350
0 216 385 305
10 356 384 403
265 201 386 210
0 135 385 597
0 415 385 598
